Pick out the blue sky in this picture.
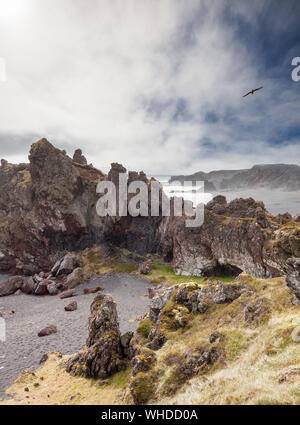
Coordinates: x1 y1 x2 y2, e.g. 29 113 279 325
0 0 299 174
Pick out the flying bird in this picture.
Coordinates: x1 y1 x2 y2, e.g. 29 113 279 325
243 86 263 97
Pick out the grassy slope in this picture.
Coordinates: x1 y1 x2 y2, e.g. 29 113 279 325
79 246 235 285
1 353 131 405
154 275 300 405
2 273 300 405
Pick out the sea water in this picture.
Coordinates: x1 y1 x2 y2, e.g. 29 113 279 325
152 175 300 215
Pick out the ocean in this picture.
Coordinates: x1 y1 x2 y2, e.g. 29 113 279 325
152 175 300 216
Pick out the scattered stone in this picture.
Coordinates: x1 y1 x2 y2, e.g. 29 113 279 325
34 383 40 388
38 325 57 337
60 289 76 299
139 260 152 275
94 381 108 387
39 353 49 364
148 287 161 299
24 387 29 392
65 268 83 289
0 276 24 297
64 301 77 312
56 253 78 276
209 332 224 344
34 279 51 296
83 286 103 295
47 282 59 296
68 392 81 401
2 310 15 316
51 259 62 276
21 277 35 294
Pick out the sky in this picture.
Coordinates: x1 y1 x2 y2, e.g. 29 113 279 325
0 0 299 175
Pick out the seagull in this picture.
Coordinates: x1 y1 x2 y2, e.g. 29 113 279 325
243 86 263 97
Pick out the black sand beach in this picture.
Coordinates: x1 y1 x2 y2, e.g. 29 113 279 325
0 273 150 399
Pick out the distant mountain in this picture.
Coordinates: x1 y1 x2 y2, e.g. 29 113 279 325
169 164 300 192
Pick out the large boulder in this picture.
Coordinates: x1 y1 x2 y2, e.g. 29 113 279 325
55 254 78 276
65 267 83 288
47 282 59 296
21 277 35 294
33 279 51 296
66 294 125 378
0 276 24 296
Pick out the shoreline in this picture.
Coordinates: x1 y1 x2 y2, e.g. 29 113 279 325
0 273 151 399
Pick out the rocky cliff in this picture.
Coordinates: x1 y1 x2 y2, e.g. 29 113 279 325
0 139 300 301
170 163 300 192
0 139 105 274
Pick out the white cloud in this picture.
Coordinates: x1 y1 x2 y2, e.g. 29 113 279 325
0 0 299 174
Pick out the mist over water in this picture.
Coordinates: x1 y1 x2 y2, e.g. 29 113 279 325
153 175 300 216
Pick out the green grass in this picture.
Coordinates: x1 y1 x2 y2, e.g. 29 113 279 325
107 367 132 389
280 220 300 231
144 258 235 285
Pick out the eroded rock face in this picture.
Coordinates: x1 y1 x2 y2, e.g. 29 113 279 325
0 140 299 300
102 163 163 255
158 196 300 299
72 149 87 165
286 258 300 299
66 294 125 378
0 139 105 275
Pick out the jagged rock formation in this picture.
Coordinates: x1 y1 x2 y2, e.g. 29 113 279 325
66 293 128 378
102 162 163 254
0 139 299 300
170 163 300 192
158 196 300 299
72 149 87 165
0 139 105 274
